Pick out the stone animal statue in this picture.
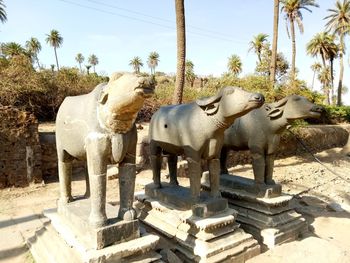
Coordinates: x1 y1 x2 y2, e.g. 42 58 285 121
220 95 323 185
56 73 154 227
341 134 350 157
149 87 264 201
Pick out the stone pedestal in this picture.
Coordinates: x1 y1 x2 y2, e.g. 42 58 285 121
136 183 260 263
27 199 161 263
202 174 308 250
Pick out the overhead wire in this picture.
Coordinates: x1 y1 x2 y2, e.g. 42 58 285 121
57 0 248 44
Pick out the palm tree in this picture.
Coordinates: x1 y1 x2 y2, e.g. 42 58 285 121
75 53 84 73
129 56 143 74
0 0 7 23
306 32 335 67
185 60 195 87
1 42 26 58
88 54 99 73
281 0 319 80
25 37 42 69
147 51 160 75
324 0 350 106
46 29 63 71
85 65 91 75
172 0 186 104
310 62 322 89
227 54 242 76
318 66 332 104
248 33 269 63
270 0 280 84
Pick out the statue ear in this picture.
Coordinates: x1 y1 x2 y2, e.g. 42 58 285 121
268 108 283 119
196 93 222 115
99 92 109 105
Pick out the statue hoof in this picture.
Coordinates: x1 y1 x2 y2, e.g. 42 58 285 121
84 192 91 199
210 191 222 199
266 179 276 185
88 215 107 228
119 208 137 221
58 196 73 206
169 180 179 186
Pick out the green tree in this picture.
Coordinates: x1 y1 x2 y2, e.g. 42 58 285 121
88 54 99 73
270 0 280 84
1 42 27 58
324 0 350 106
46 29 63 71
248 33 269 63
173 0 186 104
147 51 160 75
129 56 143 74
0 0 7 23
281 0 319 80
318 66 332 104
75 53 84 73
185 60 195 87
256 43 290 81
25 37 42 69
227 54 242 76
310 62 322 89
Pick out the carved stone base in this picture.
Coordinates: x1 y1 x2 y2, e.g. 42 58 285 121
27 201 161 263
136 183 260 263
57 199 140 249
202 174 308 250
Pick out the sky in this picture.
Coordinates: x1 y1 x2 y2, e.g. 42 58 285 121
1 0 350 105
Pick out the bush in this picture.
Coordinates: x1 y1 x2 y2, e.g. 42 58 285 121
323 105 350 123
0 55 107 121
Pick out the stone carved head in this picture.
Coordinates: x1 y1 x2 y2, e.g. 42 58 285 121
98 73 155 133
196 86 265 120
265 95 323 121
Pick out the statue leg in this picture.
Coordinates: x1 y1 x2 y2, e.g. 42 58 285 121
84 164 90 198
265 154 276 185
220 147 229 174
118 162 137 221
251 148 266 185
168 154 179 186
208 158 221 198
186 157 202 202
58 160 73 205
150 141 162 188
86 135 109 228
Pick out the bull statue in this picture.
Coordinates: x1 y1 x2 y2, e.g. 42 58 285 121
149 87 264 202
220 95 323 185
56 72 154 227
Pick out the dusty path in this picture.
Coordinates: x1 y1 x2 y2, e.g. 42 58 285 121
0 147 349 262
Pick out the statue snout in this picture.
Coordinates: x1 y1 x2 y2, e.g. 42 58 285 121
249 93 265 104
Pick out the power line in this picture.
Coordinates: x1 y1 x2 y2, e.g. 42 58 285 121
56 0 248 44
82 0 244 40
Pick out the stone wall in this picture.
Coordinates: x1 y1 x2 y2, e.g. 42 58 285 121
0 106 42 188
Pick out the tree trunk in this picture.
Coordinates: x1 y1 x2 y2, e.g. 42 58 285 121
270 0 279 84
36 56 41 70
330 59 335 105
290 17 296 80
172 0 186 105
337 35 344 106
54 47 60 71
311 70 315 90
79 63 82 73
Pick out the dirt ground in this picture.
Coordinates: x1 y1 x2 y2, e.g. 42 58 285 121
0 147 349 262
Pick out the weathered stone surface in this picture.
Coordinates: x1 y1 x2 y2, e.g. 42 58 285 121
207 175 308 249
136 187 260 262
203 173 282 198
145 183 228 217
55 199 140 249
27 209 160 263
0 106 42 188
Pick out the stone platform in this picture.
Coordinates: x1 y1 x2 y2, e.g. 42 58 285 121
27 199 161 263
202 174 308 250
136 183 260 263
